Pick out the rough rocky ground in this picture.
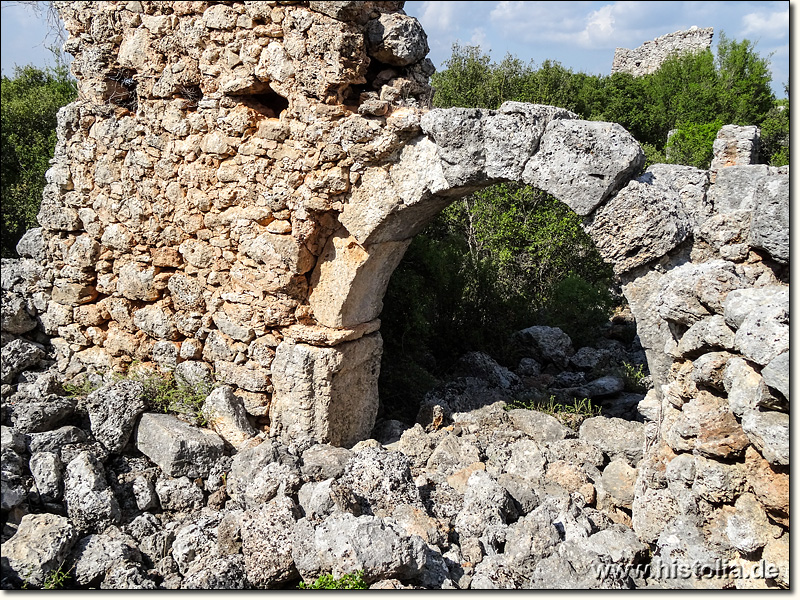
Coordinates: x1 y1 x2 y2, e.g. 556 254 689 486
4 316 781 590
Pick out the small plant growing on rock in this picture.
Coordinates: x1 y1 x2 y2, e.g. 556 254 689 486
42 564 71 589
119 362 216 427
298 571 369 589
621 362 648 393
505 394 601 428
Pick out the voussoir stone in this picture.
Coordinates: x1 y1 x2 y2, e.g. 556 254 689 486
134 413 225 478
523 119 645 216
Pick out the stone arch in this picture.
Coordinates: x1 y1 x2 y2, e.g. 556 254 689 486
268 103 648 447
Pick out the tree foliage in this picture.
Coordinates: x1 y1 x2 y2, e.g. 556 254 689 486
1 60 76 257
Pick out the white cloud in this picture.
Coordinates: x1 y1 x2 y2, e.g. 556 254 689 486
489 1 659 50
741 8 788 39
418 0 458 31
470 27 489 49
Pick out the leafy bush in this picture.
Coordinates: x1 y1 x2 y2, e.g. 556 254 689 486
664 120 724 169
1 59 76 257
298 571 369 590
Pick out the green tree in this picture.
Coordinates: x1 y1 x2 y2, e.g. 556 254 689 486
758 84 789 166
664 120 724 169
1 59 76 257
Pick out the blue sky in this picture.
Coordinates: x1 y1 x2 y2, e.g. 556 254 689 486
1 1 791 97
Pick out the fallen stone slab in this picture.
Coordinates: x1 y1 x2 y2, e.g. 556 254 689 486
134 412 225 478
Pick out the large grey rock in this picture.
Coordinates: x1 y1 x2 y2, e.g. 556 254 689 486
709 164 776 213
761 351 789 400
155 476 205 512
723 357 773 416
365 13 428 66
677 315 737 357
502 503 563 580
171 512 221 575
586 177 690 274
11 395 75 434
514 325 574 368
455 351 520 390
734 296 789 367
1 292 38 334
563 375 625 399
579 416 645 466
86 380 147 452
748 172 789 263
15 227 46 261
173 360 214 389
331 447 422 517
723 493 771 554
292 513 427 584
1 446 27 511
301 444 353 482
645 163 711 230
227 439 300 509
201 386 258 449
134 412 225 478
98 561 157 589
240 495 299 588
1 338 45 384
269 335 382 448
63 451 120 532
523 119 644 216
1 425 26 453
227 438 279 497
0 257 43 294
298 479 337 520
601 459 637 507
723 286 787 330
181 554 248 589
29 451 64 502
72 528 143 586
654 260 743 327
1 513 78 587
741 410 789 466
27 425 88 454
453 470 517 539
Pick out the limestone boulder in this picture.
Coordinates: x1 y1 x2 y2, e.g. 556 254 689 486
201 386 258 449
63 451 121 532
134 413 226 478
85 380 147 452
365 13 428 66
292 513 428 584
1 338 46 384
240 496 300 588
748 172 789 263
1 513 78 588
10 395 75 434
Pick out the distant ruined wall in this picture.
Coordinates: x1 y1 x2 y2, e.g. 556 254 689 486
5 3 787 571
612 27 714 77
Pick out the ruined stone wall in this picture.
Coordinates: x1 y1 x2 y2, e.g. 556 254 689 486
612 27 714 77
30 0 434 443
